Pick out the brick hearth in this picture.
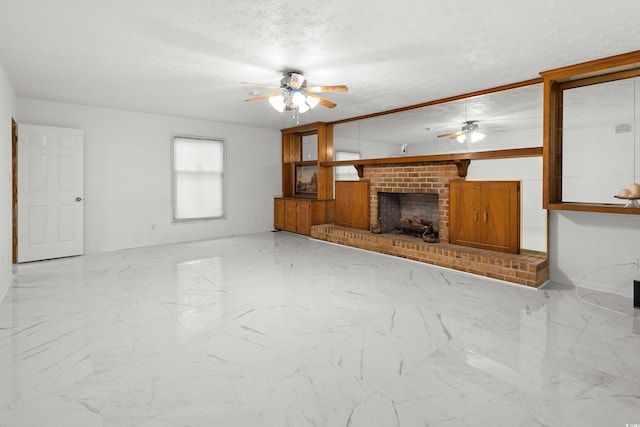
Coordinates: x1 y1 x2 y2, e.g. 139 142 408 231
311 225 549 288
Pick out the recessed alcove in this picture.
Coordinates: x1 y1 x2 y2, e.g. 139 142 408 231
378 192 439 234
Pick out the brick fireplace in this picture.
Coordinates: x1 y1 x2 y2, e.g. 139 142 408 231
311 160 549 287
365 162 460 241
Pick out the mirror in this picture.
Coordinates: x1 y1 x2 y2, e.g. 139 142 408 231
301 133 318 161
562 76 640 204
332 83 547 254
333 84 543 158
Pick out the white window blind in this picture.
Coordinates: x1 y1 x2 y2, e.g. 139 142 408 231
172 136 224 221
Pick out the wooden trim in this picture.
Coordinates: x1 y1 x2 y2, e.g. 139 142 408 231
281 132 299 197
547 202 640 215
542 80 562 208
281 122 327 134
542 49 640 215
327 78 543 126
539 50 640 82
12 118 17 264
559 67 640 90
320 147 543 168
316 124 333 200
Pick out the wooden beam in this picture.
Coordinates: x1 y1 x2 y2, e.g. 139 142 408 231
327 78 543 126
320 147 543 168
539 50 640 82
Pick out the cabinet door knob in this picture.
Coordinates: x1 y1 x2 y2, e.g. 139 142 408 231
474 211 478 222
484 212 488 223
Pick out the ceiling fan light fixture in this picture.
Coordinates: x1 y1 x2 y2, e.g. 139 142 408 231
471 132 486 143
242 71 346 119
292 91 306 107
297 101 310 113
457 131 486 144
268 95 286 112
306 96 320 109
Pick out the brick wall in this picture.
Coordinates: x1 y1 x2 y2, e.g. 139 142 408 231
364 162 462 242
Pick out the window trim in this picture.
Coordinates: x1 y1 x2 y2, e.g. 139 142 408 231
171 134 227 222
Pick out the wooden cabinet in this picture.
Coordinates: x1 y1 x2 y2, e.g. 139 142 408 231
274 198 285 230
449 180 520 254
335 181 370 230
275 198 334 236
284 199 297 231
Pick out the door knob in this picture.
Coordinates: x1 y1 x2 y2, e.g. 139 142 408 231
75 197 82 202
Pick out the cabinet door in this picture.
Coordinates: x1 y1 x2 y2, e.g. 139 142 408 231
296 201 311 235
335 181 369 229
350 182 370 230
274 198 285 230
335 182 351 227
449 182 479 247
284 199 297 232
479 182 520 253
449 180 520 254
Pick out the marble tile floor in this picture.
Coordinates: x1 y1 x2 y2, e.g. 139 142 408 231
0 232 638 427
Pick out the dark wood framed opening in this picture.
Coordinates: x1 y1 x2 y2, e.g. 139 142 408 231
541 50 640 215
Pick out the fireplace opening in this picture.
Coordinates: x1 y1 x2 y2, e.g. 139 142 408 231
377 192 439 238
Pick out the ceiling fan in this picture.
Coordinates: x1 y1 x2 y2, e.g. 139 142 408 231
241 71 348 122
437 120 486 144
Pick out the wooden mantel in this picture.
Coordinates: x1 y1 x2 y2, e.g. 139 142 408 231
320 147 543 178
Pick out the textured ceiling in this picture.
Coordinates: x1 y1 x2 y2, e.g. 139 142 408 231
1 0 639 130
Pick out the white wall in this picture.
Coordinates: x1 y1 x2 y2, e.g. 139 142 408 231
563 126 637 203
549 211 640 297
334 136 402 159
16 97 281 254
0 62 16 302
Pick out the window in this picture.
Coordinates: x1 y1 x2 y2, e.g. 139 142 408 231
172 136 224 221
335 150 360 181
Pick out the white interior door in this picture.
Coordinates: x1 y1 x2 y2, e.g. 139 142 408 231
17 124 84 263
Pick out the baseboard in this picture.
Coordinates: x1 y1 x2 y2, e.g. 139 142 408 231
0 272 12 305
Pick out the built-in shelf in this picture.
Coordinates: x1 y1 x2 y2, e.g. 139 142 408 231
320 147 543 178
547 202 640 215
